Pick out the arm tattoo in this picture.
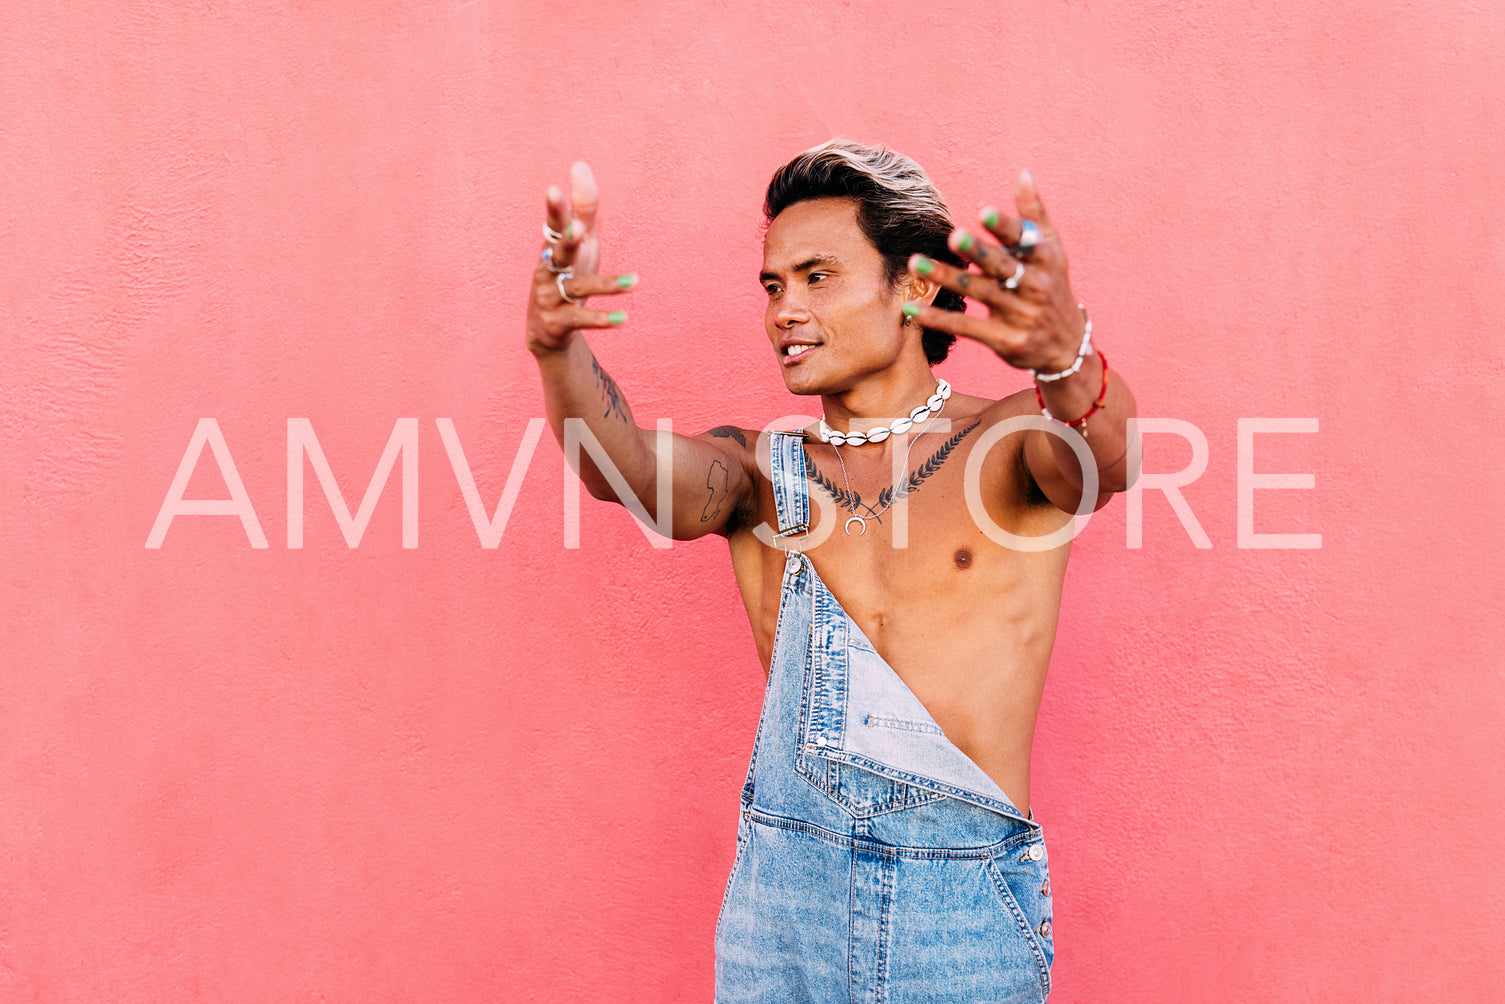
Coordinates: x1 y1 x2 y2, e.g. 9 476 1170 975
701 459 729 522
589 355 630 423
706 425 747 448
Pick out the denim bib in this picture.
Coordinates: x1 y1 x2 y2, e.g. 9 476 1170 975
713 431 1056 1003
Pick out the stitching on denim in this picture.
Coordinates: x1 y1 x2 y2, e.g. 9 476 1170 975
745 806 1034 860
984 857 1052 999
713 817 751 947
846 852 858 1002
862 713 945 736
875 854 894 1002
839 750 1038 827
794 753 950 819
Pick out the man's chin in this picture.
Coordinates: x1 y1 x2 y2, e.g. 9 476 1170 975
779 366 830 397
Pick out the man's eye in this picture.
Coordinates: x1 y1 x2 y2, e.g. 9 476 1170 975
763 284 781 295
808 272 827 283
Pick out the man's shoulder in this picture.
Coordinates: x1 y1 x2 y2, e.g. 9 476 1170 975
953 387 1055 508
971 385 1040 424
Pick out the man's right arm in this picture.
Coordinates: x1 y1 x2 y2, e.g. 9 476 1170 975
526 164 754 541
531 334 755 540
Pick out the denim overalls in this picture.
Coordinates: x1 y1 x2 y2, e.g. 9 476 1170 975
714 431 1055 1003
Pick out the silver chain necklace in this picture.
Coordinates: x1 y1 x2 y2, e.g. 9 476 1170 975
828 400 944 536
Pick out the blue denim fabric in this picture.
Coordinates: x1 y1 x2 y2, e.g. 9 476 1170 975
714 432 1055 1003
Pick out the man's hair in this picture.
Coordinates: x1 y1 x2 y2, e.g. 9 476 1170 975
763 139 965 364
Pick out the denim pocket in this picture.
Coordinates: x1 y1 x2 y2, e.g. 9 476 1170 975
984 848 1053 1000
794 751 948 818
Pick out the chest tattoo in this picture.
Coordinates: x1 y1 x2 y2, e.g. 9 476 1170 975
805 420 980 522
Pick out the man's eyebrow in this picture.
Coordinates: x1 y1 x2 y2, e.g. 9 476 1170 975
760 254 843 283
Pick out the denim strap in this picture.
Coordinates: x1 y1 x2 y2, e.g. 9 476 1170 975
768 432 809 539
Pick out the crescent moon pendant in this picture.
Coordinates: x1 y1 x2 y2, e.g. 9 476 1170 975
844 516 867 536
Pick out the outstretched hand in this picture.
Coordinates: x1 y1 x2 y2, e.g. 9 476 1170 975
904 171 1087 376
525 161 638 356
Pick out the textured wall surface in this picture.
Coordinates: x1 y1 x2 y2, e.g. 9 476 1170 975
2 1 1502 1000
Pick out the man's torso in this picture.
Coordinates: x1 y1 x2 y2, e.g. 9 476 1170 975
721 388 1075 815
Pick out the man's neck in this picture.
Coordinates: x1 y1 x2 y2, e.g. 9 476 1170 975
820 361 940 434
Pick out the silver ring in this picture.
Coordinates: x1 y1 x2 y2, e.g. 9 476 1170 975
1008 219 1040 258
540 246 571 275
542 221 566 243
556 271 581 304
1003 260 1026 290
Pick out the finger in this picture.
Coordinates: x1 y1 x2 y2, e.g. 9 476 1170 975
545 185 571 240
542 215 589 273
947 227 1024 282
978 205 1030 250
541 305 629 335
1014 169 1056 241
550 272 639 301
975 202 1063 271
902 301 1028 356
571 161 599 233
909 254 1037 318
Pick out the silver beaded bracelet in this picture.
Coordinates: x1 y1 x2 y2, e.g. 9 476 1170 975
1031 305 1094 383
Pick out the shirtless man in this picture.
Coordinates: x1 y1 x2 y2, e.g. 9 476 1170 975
525 141 1137 1003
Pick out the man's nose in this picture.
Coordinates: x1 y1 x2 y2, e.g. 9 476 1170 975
776 300 810 328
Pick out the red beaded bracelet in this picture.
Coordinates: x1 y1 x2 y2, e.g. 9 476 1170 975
1035 351 1109 438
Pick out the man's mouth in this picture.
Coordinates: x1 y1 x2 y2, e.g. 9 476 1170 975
785 344 817 358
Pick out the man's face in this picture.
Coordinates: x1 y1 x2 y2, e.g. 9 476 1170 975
760 197 909 396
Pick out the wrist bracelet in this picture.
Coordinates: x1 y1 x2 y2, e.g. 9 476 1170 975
1031 305 1093 383
1036 351 1109 438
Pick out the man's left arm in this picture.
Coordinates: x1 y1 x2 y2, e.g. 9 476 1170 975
902 169 1138 514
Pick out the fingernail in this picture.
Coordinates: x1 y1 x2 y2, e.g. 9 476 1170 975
1020 169 1034 187
608 311 627 325
547 185 561 204
981 207 1000 229
901 302 921 318
567 221 582 240
956 230 975 252
616 273 638 289
912 256 934 276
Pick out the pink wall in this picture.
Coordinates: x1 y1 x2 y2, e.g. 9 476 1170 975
3 1 1502 1000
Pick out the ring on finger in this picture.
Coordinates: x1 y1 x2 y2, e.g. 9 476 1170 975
1003 260 1026 291
1007 219 1040 258
541 246 571 274
542 221 567 244
556 271 582 304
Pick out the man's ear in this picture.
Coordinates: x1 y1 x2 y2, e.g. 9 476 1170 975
906 276 941 306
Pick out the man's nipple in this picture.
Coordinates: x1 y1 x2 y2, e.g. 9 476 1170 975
953 548 973 570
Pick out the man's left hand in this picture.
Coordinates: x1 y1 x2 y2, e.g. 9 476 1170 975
904 170 1086 375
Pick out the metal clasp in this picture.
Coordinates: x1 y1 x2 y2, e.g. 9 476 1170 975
771 521 810 557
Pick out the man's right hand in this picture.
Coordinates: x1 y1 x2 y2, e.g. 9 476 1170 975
525 161 638 356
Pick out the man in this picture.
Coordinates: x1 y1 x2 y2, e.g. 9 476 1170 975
525 140 1137 1003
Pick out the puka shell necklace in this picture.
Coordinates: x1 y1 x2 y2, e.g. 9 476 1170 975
817 378 951 446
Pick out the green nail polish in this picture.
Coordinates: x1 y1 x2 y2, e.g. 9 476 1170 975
567 222 582 240
957 231 975 252
982 208 1000 229
608 311 627 325
913 257 934 276
901 302 921 318
616 273 637 289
